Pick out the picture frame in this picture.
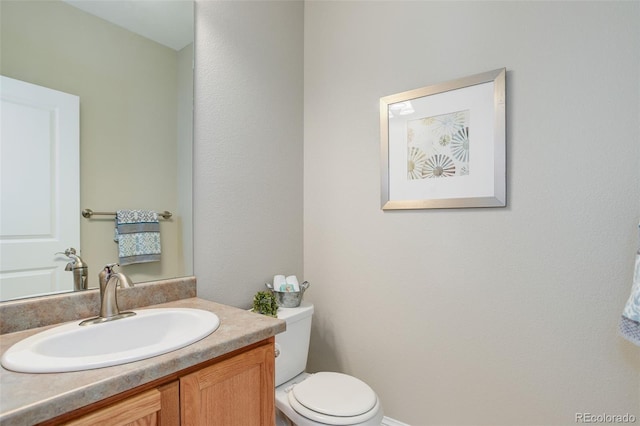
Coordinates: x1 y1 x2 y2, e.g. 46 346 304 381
380 68 506 210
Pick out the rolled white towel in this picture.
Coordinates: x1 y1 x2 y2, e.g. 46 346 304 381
620 253 640 346
274 275 287 291
285 275 300 292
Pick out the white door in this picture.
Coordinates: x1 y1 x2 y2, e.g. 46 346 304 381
0 76 80 301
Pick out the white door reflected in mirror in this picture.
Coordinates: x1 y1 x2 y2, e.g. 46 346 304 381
0 76 80 301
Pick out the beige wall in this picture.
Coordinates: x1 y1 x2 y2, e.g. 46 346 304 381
1 0 186 284
303 1 640 425
194 0 639 424
193 0 304 306
176 43 194 279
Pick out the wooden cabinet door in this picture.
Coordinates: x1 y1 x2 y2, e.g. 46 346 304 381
157 381 180 426
63 388 161 426
180 342 275 426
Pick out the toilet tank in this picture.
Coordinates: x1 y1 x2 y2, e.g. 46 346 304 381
275 302 314 386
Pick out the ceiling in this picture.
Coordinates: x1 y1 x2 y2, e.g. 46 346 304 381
62 0 193 51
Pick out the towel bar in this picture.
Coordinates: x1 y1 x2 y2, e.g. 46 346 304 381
82 209 172 219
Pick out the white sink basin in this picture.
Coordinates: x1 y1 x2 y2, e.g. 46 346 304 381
1 308 220 373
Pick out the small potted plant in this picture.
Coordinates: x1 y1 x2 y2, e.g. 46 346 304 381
252 290 278 317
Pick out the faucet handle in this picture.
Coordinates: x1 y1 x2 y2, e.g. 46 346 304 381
55 248 77 258
102 263 133 289
56 248 87 269
102 263 118 273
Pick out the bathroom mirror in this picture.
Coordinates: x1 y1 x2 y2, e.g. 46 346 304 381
0 0 194 301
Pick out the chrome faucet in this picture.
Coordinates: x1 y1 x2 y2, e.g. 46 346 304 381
56 248 88 291
80 263 135 326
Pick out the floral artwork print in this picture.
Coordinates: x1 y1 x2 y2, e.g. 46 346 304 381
407 110 470 180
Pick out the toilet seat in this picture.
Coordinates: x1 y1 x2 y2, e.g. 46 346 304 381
287 372 380 425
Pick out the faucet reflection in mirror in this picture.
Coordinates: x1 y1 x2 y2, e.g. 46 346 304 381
56 248 88 292
80 264 135 326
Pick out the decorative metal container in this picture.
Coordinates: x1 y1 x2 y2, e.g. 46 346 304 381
265 281 310 308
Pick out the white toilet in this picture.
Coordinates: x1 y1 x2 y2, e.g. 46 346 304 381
274 302 384 426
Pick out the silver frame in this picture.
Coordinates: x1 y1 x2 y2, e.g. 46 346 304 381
380 68 506 210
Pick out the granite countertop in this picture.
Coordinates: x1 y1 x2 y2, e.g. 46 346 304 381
0 297 286 426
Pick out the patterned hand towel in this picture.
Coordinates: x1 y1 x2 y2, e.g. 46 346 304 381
115 210 161 265
620 252 640 346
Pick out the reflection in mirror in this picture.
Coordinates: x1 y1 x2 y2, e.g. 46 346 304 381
0 0 194 301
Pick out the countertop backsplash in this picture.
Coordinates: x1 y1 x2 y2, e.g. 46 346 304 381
0 276 197 334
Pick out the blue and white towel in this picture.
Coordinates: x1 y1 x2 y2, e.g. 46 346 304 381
620 227 640 346
115 210 161 266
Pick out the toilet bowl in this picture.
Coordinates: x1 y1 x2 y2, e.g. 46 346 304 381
276 372 384 426
274 303 383 426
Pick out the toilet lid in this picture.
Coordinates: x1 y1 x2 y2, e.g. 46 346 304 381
291 372 378 417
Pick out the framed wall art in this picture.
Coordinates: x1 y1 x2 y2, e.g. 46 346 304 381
380 68 506 210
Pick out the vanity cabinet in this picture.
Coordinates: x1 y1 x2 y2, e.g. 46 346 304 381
180 339 275 425
39 338 275 426
63 387 168 426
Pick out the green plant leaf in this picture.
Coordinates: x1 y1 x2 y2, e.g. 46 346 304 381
252 291 278 317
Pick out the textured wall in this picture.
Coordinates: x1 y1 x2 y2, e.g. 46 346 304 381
303 1 640 424
193 1 304 307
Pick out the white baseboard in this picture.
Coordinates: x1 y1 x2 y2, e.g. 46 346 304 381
382 416 411 426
